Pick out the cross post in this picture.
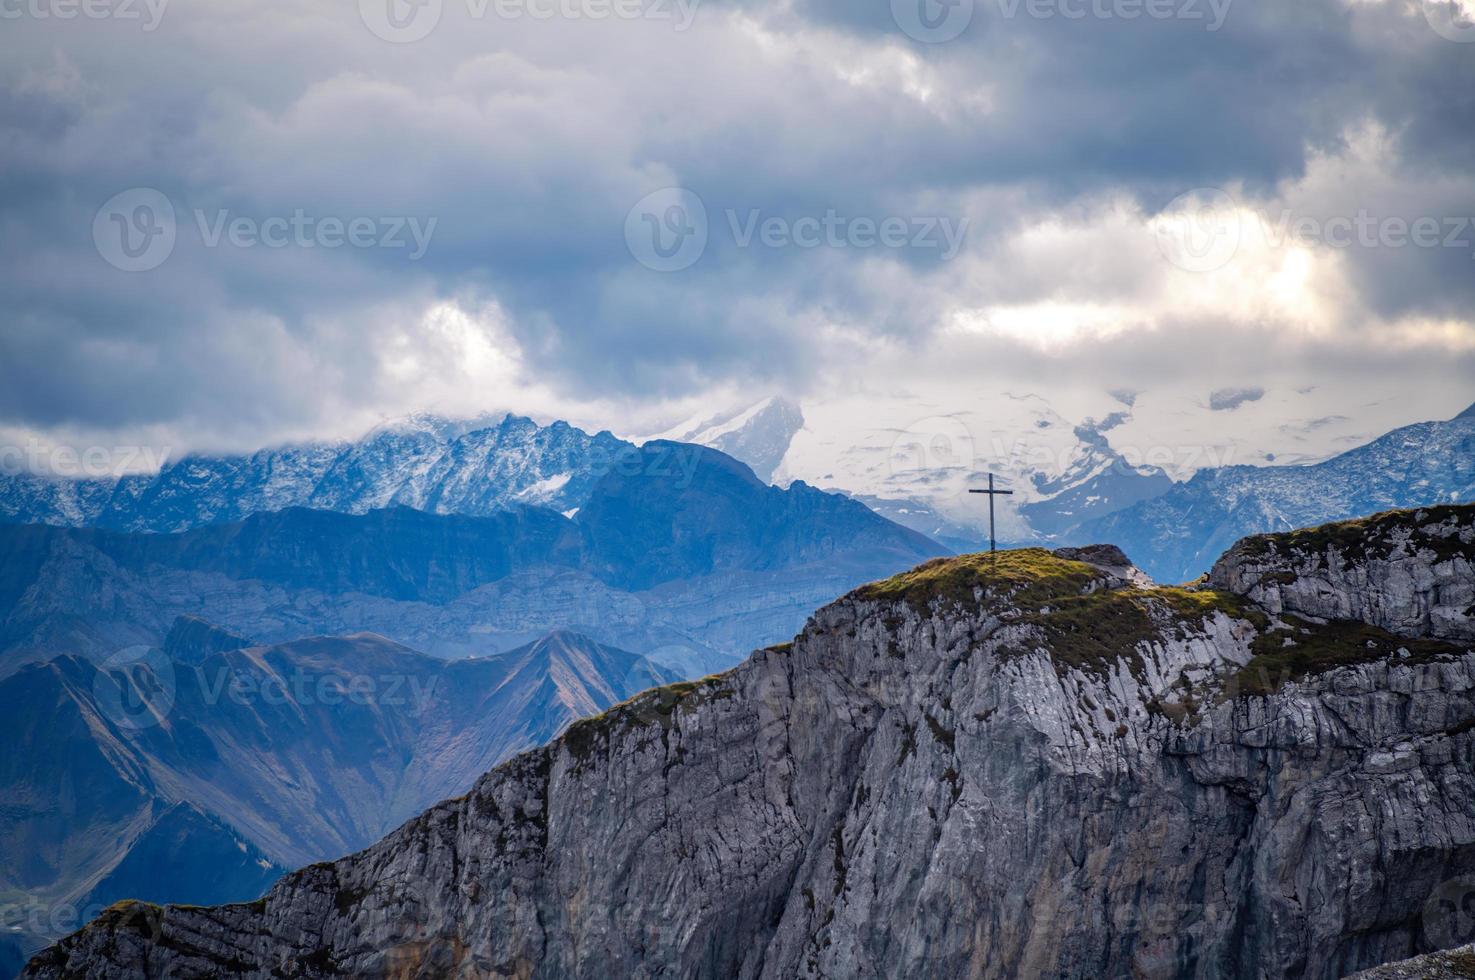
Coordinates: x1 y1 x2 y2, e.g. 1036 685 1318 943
968 473 1014 554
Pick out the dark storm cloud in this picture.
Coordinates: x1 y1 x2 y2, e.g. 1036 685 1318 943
0 0 1471 445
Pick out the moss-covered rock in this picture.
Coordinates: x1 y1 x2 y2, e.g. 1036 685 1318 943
1236 503 1475 565
852 548 1103 613
1226 615 1468 697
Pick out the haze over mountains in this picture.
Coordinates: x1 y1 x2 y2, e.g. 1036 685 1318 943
1067 402 1475 582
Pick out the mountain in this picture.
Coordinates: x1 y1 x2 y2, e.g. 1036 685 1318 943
769 392 1175 549
78 802 286 913
1071 403 1475 583
650 395 805 484
0 443 943 678
0 628 670 971
27 505 1475 979
0 414 628 533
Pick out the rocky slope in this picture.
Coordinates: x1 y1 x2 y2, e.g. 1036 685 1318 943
24 506 1475 980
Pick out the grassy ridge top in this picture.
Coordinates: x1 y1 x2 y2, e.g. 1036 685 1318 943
852 548 1103 611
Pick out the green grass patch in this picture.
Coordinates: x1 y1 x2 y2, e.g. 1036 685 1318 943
853 548 1101 613
1225 617 1467 697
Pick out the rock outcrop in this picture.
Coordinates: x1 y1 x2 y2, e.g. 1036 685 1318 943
1346 941 1475 979
1210 504 1475 642
25 507 1475 980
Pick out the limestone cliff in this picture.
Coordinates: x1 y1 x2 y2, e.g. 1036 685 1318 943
25 506 1475 979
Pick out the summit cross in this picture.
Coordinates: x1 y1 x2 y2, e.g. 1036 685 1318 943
968 473 1014 555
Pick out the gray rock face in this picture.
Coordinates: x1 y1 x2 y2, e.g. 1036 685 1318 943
24 508 1475 980
1210 505 1475 642
1346 942 1475 978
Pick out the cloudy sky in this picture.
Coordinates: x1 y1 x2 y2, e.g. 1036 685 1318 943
2 0 1473 471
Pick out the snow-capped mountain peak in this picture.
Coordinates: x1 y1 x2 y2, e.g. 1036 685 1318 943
647 395 804 484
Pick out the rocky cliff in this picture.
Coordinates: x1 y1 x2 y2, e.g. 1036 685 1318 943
25 506 1475 979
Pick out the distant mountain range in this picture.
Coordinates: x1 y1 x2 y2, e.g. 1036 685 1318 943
1072 402 1475 582
0 433 943 678
665 393 1175 550
0 628 671 969
0 414 624 532
650 396 806 484
673 395 1475 577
